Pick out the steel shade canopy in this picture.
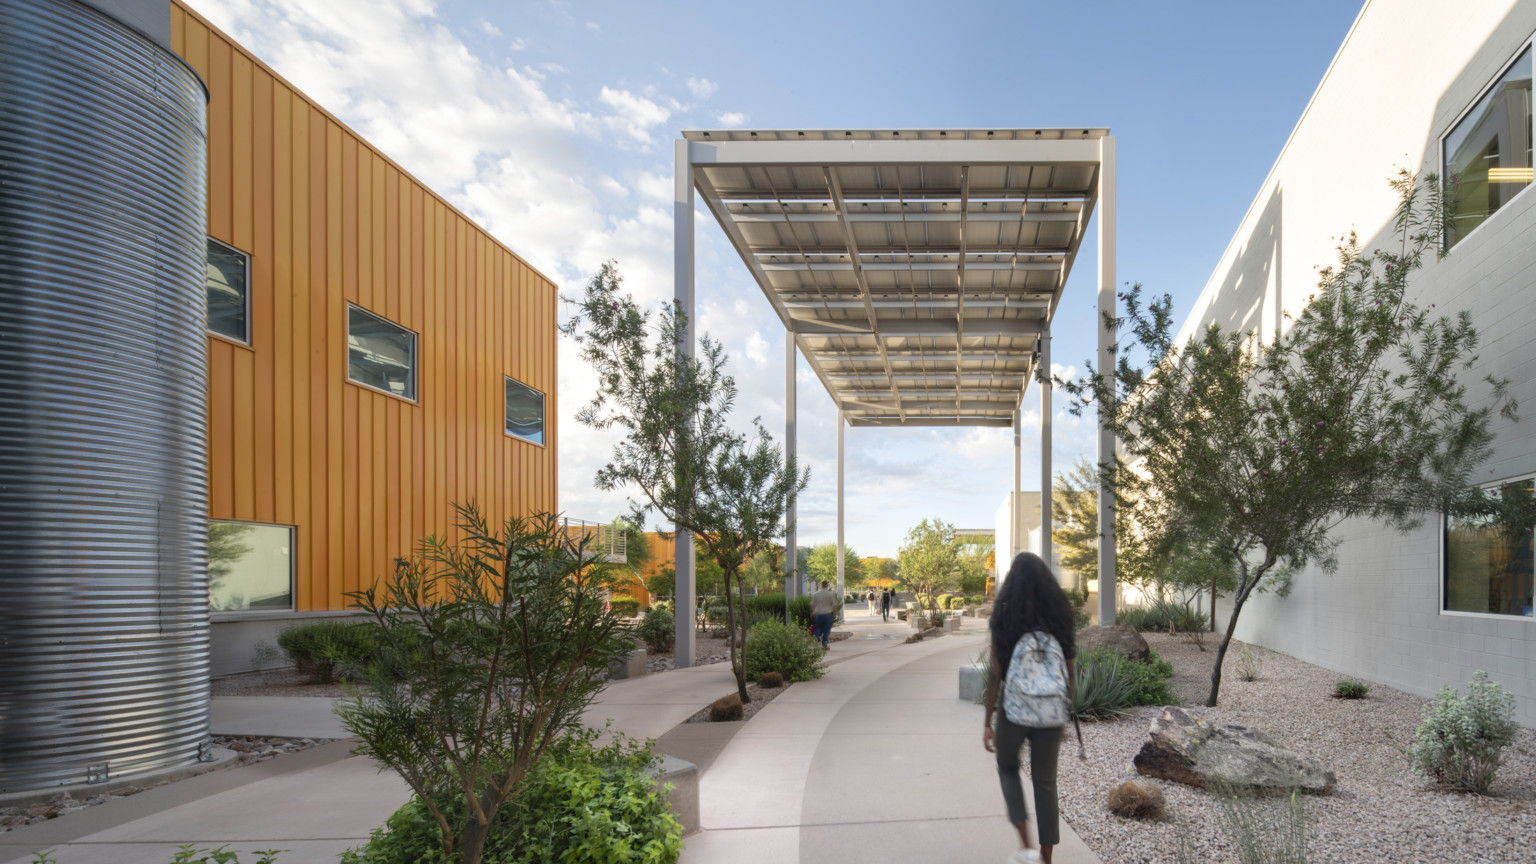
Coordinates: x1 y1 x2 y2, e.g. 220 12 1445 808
681 128 1109 428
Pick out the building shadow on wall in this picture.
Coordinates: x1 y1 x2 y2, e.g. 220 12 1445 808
1207 185 1283 344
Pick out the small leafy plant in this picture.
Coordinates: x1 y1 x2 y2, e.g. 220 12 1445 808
742 620 826 682
1234 644 1264 682
1407 670 1518 794
636 607 675 654
1176 781 1308 864
1071 649 1140 719
1333 679 1369 699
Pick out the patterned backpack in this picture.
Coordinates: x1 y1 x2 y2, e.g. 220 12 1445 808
1002 630 1070 728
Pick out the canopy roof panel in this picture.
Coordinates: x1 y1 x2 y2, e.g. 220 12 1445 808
682 128 1108 427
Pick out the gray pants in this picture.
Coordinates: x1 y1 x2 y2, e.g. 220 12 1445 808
994 717 1063 846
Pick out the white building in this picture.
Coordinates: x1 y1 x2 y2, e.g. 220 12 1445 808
1188 0 1535 725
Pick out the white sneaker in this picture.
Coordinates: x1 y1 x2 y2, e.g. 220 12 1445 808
1007 850 1043 864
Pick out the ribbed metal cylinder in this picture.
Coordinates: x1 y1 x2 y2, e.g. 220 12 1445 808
0 0 211 792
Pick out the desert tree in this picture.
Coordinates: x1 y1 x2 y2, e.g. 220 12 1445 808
564 262 808 704
1061 171 1515 706
898 518 961 621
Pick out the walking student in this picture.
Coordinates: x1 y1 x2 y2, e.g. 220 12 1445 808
810 580 836 649
983 552 1076 864
880 587 892 622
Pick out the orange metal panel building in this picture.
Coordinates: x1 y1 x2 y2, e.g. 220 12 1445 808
171 3 559 670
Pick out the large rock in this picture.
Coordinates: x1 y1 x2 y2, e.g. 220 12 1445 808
1076 624 1149 662
1133 707 1337 795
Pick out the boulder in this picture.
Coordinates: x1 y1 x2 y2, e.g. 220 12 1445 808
1133 707 1336 795
1076 624 1150 662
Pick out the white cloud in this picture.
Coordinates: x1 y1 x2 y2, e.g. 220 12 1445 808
509 36 529 51
686 77 717 98
585 20 600 31
598 87 670 145
717 111 747 127
477 19 499 36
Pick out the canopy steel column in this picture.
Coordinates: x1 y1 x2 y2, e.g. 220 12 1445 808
1097 135 1117 626
673 139 697 665
785 336 798 599
836 409 845 600
1012 406 1022 575
1039 334 1053 573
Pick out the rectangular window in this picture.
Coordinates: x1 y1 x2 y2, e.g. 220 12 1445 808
210 521 294 612
347 305 417 401
1443 46 1533 249
505 376 545 445
206 238 249 342
1444 478 1535 618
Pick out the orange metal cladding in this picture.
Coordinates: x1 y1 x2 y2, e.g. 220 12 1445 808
172 2 558 612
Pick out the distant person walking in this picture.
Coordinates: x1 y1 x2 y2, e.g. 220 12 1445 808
983 552 1076 864
880 588 892 622
810 580 836 649
867 589 877 616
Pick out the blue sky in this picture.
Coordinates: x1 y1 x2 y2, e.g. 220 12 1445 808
196 0 1365 557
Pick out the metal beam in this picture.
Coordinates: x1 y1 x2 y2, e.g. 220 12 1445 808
825 166 903 422
788 318 1042 337
732 210 1081 224
717 187 1091 201
848 417 1013 428
1040 333 1053 573
781 299 1051 311
786 336 798 600
836 408 845 600
672 139 696 668
956 167 969 417
1097 135 1117 626
760 262 1061 272
687 137 1104 167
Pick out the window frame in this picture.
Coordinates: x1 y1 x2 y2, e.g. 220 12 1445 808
346 303 419 403
1440 471 1536 622
208 519 296 614
205 236 251 345
1439 37 1536 252
504 375 546 446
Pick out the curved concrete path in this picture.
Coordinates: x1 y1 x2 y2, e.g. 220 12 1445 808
676 617 1101 864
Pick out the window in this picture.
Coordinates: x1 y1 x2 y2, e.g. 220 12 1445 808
1443 46 1533 249
505 376 545 444
1444 478 1535 618
209 521 294 612
347 305 417 400
206 238 249 342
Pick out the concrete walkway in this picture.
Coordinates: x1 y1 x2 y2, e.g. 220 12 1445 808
1 612 1102 864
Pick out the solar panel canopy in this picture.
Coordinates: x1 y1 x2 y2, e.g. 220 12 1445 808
683 128 1109 427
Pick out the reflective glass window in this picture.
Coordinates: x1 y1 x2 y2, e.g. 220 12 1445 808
206 238 249 342
347 305 417 400
505 377 544 445
209 521 294 612
1445 479 1535 617
1444 48 1533 248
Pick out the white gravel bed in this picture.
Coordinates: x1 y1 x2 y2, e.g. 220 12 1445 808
1055 633 1536 864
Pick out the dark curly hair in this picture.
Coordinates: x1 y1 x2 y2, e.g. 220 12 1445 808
989 552 1075 676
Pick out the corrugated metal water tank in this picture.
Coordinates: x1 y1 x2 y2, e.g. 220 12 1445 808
0 0 211 791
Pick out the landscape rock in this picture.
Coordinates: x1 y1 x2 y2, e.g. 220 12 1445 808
1133 707 1337 795
1077 624 1150 662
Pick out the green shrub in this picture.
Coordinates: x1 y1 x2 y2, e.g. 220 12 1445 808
1114 605 1170 633
759 671 784 688
1234 644 1263 682
743 620 826 682
1122 649 1177 706
937 594 954 610
651 599 674 616
1071 648 1139 719
610 596 641 618
1334 679 1369 700
1407 670 1518 794
277 619 381 684
342 730 682 864
744 593 787 623
637 608 675 654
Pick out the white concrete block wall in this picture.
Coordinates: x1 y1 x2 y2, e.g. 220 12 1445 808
1189 0 1536 726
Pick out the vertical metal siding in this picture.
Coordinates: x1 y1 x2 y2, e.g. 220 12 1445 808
0 0 211 791
172 4 559 615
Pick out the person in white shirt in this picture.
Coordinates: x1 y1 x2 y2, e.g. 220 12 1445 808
809 580 836 649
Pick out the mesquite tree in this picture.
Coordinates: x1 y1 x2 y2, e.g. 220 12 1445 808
1061 171 1515 706
898 518 961 623
564 262 808 704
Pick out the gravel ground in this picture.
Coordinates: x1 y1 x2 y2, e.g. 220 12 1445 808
1054 633 1536 864
211 667 348 698
683 680 791 724
0 736 330 833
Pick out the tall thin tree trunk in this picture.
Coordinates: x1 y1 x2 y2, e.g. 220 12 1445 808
1205 604 1244 707
723 567 749 704
461 816 489 864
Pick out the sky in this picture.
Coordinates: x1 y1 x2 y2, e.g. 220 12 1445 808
193 0 1367 557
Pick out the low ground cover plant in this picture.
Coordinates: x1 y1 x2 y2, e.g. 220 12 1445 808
743 620 826 682
1234 645 1264 682
709 694 743 722
1333 679 1369 699
341 730 681 863
1175 781 1309 864
609 596 641 617
1407 670 1518 794
1107 780 1167 821
277 619 380 684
